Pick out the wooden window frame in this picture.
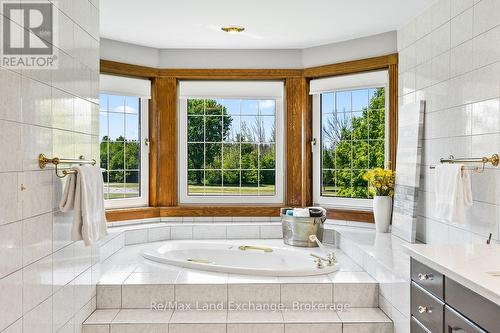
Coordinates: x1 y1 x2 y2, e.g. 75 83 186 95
101 53 398 223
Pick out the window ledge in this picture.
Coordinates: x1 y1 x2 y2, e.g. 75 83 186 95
106 206 374 223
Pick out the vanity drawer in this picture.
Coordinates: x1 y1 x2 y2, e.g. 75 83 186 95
445 277 499 332
445 305 486 333
411 282 444 333
411 258 444 300
411 316 431 333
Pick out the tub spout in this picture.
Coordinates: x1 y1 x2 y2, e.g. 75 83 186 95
309 235 336 266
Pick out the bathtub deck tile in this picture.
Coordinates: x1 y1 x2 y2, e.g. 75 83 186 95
121 284 175 309
112 309 173 323
170 309 227 323
227 274 279 284
123 272 179 285
227 283 281 307
227 310 284 333
328 271 376 283
337 308 392 323
280 283 333 308
174 284 228 309
281 309 341 323
84 309 120 324
175 270 229 284
278 275 333 284
282 309 342 333
227 309 283 322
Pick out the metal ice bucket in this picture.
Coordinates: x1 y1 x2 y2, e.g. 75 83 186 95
281 208 326 247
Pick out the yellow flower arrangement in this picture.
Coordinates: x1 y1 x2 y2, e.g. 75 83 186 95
363 167 395 197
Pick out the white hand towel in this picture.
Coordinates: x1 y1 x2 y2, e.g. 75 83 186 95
59 165 108 246
434 164 473 224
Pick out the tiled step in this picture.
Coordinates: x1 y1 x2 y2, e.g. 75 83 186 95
96 277 380 310
83 308 393 333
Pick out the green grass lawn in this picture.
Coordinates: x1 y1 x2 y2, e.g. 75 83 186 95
105 182 139 199
188 184 275 195
107 182 139 188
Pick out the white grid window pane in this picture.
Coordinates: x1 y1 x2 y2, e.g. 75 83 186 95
319 87 386 199
99 93 142 200
186 98 277 196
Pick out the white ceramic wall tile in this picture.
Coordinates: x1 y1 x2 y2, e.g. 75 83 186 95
0 173 21 226
0 221 22 278
193 225 226 239
21 124 53 171
473 0 500 36
148 226 171 242
53 283 75 331
226 225 259 239
1 319 22 333
22 296 53 333
0 270 23 331
0 120 22 172
399 0 500 248
22 212 53 266
171 226 193 240
259 224 283 239
20 170 53 219
471 99 500 135
124 229 148 245
451 8 473 48
74 241 92 277
21 77 53 127
53 243 76 291
450 39 474 77
22 254 53 314
53 210 74 251
0 68 22 122
74 268 94 311
451 0 474 17
0 2 99 330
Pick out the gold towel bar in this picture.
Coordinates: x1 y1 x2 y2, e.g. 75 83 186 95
429 154 499 173
38 154 97 178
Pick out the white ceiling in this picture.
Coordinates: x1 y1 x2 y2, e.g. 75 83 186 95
100 0 435 49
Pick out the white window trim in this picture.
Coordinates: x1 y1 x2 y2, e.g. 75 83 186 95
178 81 284 205
312 76 389 211
104 97 149 209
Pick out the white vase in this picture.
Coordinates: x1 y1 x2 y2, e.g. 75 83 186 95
373 196 393 233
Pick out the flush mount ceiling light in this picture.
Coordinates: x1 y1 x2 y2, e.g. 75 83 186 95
221 25 245 34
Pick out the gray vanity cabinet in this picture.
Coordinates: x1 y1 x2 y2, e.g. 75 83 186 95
410 258 499 333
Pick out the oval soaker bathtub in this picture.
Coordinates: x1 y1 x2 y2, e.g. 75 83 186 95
142 240 340 276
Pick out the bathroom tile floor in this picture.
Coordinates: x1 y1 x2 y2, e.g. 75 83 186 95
84 308 392 333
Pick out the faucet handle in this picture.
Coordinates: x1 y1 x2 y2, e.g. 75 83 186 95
326 253 337 266
314 258 324 269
